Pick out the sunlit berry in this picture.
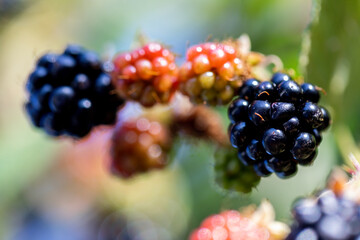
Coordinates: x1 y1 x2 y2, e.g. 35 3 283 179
112 43 178 106
135 59 153 80
193 54 211 74
198 71 215 89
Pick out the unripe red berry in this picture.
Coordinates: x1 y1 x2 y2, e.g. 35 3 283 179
112 43 178 107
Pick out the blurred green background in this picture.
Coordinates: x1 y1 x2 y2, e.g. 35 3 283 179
0 0 358 239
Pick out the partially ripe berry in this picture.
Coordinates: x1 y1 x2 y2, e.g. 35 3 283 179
180 42 250 105
112 43 178 107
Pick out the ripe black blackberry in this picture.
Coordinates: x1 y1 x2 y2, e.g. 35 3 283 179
25 44 124 138
287 192 360 240
228 73 331 178
214 147 261 193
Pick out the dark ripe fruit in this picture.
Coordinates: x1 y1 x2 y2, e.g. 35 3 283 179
302 102 324 128
262 128 287 155
312 129 322 146
228 72 331 179
37 53 57 69
51 55 76 81
30 84 53 111
72 74 91 92
49 86 76 113
71 99 93 133
237 150 257 166
246 139 269 161
95 73 113 94
318 107 330 131
40 113 64 137
256 81 276 101
25 45 124 138
79 51 102 72
63 44 83 58
271 102 295 121
253 161 272 177
248 100 271 126
317 191 339 215
27 67 49 91
271 72 291 86
265 156 293 173
228 98 249 123
275 163 297 179
288 190 360 240
239 78 260 100
317 215 351 240
295 150 317 166
277 80 302 102
229 122 248 149
77 98 93 115
291 132 316 160
283 117 300 136
25 102 43 127
301 83 320 103
289 228 318 240
293 199 322 225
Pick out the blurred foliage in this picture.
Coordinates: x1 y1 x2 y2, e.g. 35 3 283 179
306 0 360 160
1 0 360 239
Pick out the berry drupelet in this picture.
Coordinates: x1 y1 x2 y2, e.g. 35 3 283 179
25 45 124 138
179 42 251 105
111 43 178 107
228 73 331 179
110 117 172 178
214 147 261 193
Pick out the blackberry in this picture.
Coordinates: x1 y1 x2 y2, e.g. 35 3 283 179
25 44 124 138
214 147 260 193
228 73 331 178
287 191 360 240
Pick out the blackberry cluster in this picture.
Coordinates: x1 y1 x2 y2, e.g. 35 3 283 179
25 45 124 138
287 191 360 240
228 73 331 178
179 42 250 105
214 147 260 193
